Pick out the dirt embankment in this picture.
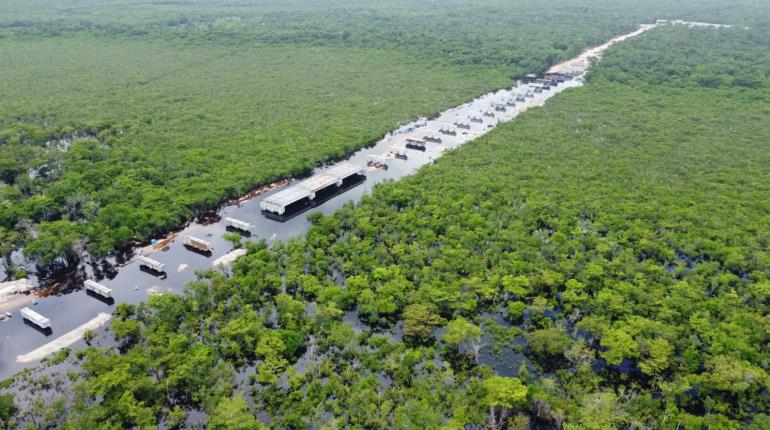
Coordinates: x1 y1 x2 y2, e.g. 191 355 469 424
0 279 36 314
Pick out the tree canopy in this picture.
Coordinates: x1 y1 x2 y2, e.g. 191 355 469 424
3 4 770 430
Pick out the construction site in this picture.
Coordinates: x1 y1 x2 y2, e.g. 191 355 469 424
0 49 592 378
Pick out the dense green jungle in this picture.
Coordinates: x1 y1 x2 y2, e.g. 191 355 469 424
1 1 770 429
0 0 768 271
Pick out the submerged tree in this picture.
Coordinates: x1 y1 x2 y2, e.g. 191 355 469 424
208 395 265 430
0 393 17 429
482 376 528 430
442 317 483 364
403 303 445 342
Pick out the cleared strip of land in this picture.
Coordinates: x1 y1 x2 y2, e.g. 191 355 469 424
0 279 36 313
16 312 112 363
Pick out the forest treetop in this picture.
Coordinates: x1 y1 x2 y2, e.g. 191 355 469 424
3 20 770 429
7 0 767 270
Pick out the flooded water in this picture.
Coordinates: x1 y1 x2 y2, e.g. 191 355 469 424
0 23 662 379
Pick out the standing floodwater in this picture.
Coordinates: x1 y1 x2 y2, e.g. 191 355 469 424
0 23 660 379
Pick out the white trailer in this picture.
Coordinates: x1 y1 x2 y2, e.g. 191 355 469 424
224 217 251 232
84 279 112 298
20 307 50 329
138 255 165 272
183 235 214 253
